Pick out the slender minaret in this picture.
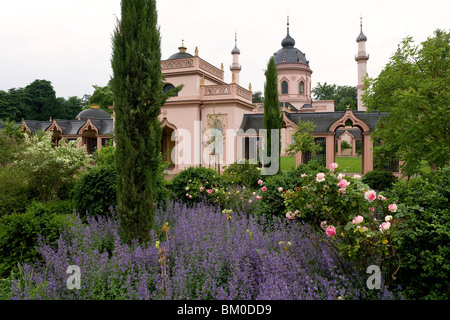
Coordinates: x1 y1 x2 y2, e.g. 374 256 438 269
355 18 369 111
230 32 241 85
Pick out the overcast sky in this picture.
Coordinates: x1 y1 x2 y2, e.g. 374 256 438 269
0 0 448 99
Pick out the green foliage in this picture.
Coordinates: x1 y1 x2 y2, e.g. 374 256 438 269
386 168 450 299
0 201 73 278
171 166 219 202
222 161 262 188
363 29 450 176
72 165 117 219
285 119 322 156
252 90 264 103
361 170 398 191
0 165 35 217
340 141 351 149
111 0 182 243
0 119 24 167
312 82 357 111
93 139 116 167
88 84 114 114
19 131 91 202
263 57 283 171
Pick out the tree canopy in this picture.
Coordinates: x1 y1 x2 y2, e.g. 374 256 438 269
312 82 357 111
363 29 450 176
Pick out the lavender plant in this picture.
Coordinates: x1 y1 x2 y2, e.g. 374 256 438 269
10 201 403 300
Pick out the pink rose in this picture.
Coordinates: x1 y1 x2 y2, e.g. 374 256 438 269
316 172 325 182
353 174 361 179
364 190 377 202
207 189 212 194
188 195 192 199
258 179 263 185
252 191 256 196
326 226 336 237
278 187 283 192
337 173 344 181
185 187 189 191
262 186 267 192
301 174 307 178
256 195 262 200
200 187 204 192
338 188 346 194
338 179 350 188
286 211 295 220
248 200 252 203
388 204 397 212
352 215 364 224
378 195 386 201
329 163 338 171
379 222 391 232
369 207 375 211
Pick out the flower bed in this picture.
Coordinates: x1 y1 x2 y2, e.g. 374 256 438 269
11 200 402 300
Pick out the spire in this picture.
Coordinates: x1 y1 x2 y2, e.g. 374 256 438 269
178 39 187 53
281 15 295 48
231 32 240 54
356 17 367 42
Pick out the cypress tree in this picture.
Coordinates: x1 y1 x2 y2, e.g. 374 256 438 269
111 0 180 243
263 57 283 173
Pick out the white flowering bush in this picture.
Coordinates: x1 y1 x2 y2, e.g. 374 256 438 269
19 131 91 201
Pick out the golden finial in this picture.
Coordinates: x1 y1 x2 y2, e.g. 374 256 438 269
248 83 252 91
201 75 205 86
221 63 224 71
346 105 350 109
195 46 198 56
232 73 235 84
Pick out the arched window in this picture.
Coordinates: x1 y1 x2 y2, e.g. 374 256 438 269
281 81 288 94
163 83 178 96
299 81 305 95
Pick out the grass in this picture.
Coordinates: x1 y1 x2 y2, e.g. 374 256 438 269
280 156 362 173
335 156 362 173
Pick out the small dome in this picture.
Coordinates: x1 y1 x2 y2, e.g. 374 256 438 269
76 106 111 120
231 45 240 54
281 33 295 48
356 19 367 42
167 40 193 60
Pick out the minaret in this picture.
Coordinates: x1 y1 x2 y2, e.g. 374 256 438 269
355 18 369 111
230 32 241 85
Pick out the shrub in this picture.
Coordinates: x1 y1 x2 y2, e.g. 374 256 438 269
171 166 220 202
0 202 72 278
222 161 261 188
386 168 450 300
361 170 398 191
341 140 351 149
72 165 117 219
0 165 35 217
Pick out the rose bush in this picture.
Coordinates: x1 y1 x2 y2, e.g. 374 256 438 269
282 166 403 283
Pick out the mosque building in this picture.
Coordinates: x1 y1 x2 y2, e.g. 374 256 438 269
13 19 398 175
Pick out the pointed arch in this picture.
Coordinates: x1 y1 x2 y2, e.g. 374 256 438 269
78 119 99 135
328 109 370 133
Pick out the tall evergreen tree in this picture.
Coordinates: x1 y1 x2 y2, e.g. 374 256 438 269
111 0 180 243
263 57 283 173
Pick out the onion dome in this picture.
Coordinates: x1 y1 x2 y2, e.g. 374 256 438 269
231 33 240 54
356 19 367 42
273 18 309 65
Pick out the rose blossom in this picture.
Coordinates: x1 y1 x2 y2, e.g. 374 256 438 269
385 215 393 222
301 174 307 178
338 188 346 194
207 189 212 194
200 187 204 192
338 179 350 188
379 222 391 232
337 173 344 181
364 190 377 202
326 226 336 237
353 174 361 179
388 203 397 212
252 192 256 196
320 221 328 230
378 195 386 201
286 211 295 220
369 207 375 211
261 186 267 192
316 172 325 182
185 187 189 191
257 179 263 185
278 187 283 192
352 215 364 224
329 163 338 171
